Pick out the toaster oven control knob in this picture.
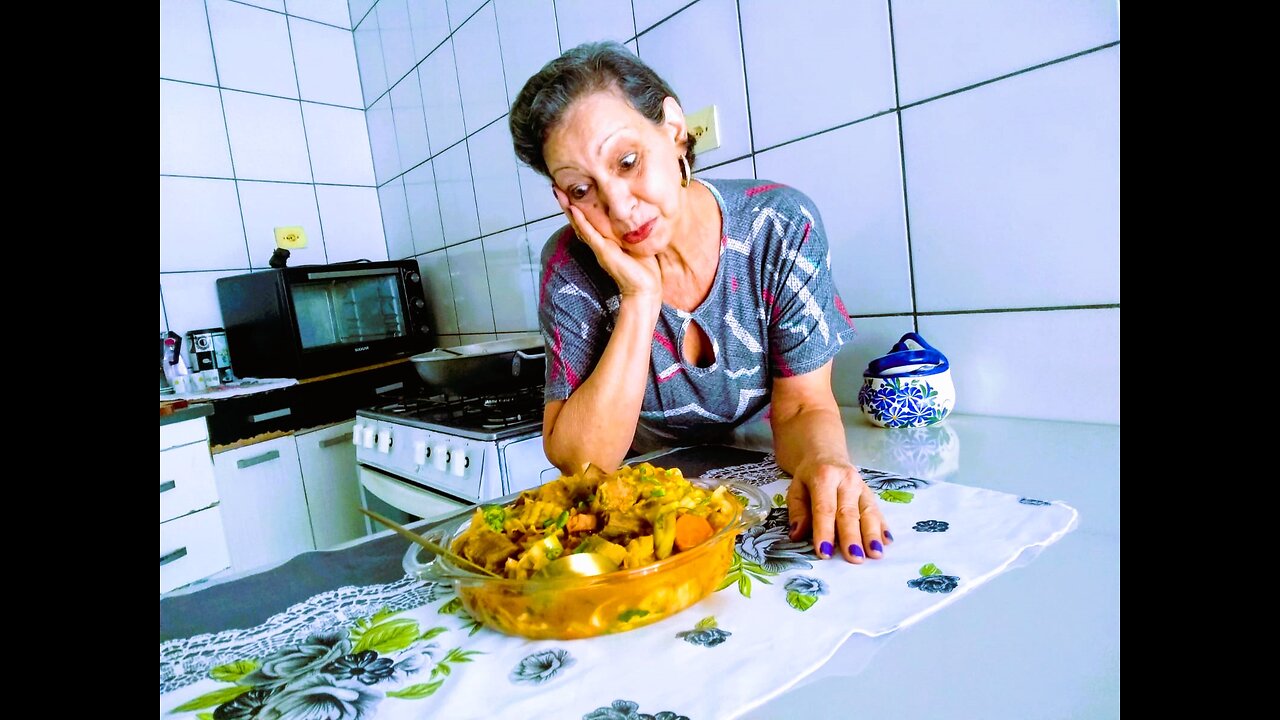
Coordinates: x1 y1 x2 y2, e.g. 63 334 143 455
450 447 468 477
361 425 376 449
412 440 428 466
376 427 393 454
351 423 363 445
407 271 421 284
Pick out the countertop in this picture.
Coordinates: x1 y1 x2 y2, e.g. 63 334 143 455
739 410 1120 720
159 402 214 427
161 409 1120 719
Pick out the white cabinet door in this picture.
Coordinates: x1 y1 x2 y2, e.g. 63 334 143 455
296 420 368 550
160 506 231 594
212 436 315 573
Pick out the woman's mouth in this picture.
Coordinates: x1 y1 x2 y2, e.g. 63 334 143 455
622 219 656 245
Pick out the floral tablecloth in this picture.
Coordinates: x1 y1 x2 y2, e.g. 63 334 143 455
160 451 1077 720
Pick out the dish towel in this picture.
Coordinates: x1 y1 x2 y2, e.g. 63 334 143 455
159 456 1077 720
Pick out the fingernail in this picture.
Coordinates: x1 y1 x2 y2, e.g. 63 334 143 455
819 541 833 558
870 539 884 554
848 544 864 558
789 521 798 536
885 530 894 542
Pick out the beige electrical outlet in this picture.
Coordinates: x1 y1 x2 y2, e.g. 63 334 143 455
686 104 721 155
274 226 308 249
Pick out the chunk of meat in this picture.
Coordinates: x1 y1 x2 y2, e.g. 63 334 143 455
566 513 598 533
597 476 638 513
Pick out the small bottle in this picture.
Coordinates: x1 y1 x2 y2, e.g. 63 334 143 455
163 335 190 384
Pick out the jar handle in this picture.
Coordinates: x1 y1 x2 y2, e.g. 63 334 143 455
890 332 940 355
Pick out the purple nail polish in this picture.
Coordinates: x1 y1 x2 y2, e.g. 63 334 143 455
819 541 833 558
870 539 884 553
885 530 894 542
849 544 864 558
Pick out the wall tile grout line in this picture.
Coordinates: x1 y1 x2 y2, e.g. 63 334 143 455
916 304 1120 317
224 0 352 32
885 0 920 334
360 0 491 113
284 13 329 263
160 77 365 112
161 173 378 189
898 40 1120 112
447 1 498 336
633 0 698 39
490 0 545 316
734 0 757 159
200 0 254 277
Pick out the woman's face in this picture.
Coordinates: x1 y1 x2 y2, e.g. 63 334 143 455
543 90 687 255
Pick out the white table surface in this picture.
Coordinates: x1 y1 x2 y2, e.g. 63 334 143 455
733 410 1120 720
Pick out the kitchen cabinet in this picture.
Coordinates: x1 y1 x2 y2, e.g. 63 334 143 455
160 411 230 594
295 420 365 549
212 435 316 573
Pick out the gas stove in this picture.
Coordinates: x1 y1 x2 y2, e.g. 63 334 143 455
361 385 544 441
353 385 556 526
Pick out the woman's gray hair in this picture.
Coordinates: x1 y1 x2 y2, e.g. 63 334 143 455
509 41 694 178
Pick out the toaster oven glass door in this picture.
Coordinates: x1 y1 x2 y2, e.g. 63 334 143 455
291 269 408 350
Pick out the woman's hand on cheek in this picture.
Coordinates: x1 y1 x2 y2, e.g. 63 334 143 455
553 185 661 301
786 462 891 564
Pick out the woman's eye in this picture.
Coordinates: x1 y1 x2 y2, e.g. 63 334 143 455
619 152 638 171
569 185 589 200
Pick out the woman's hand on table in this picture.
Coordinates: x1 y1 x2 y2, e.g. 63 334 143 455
787 461 892 564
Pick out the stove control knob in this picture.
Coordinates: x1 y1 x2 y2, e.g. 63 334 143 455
377 427 393 454
351 423 363 445
413 440 428 466
432 443 448 472
362 425 376 449
450 446 468 477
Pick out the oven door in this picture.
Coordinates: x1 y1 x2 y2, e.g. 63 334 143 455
357 466 470 532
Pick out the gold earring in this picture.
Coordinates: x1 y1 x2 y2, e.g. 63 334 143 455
678 155 691 188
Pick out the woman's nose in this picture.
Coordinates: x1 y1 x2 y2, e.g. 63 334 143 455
598 179 636 221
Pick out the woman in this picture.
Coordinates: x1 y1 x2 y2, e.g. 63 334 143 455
509 42 889 564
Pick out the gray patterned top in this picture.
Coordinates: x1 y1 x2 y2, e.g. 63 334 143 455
538 178 856 451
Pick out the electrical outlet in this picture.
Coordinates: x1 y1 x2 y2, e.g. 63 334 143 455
686 104 721 155
274 226 308 249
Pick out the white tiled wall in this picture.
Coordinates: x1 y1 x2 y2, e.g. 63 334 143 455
161 0 1121 424
160 0 379 341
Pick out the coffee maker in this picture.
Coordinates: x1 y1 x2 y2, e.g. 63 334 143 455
186 328 236 383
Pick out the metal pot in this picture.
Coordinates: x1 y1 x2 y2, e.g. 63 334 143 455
410 333 545 395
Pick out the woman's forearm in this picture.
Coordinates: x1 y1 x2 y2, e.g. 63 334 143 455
544 296 661 473
772 399 850 478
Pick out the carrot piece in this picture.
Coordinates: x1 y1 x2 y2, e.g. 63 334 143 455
674 513 714 552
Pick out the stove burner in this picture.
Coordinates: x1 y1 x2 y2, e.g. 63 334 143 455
369 385 545 435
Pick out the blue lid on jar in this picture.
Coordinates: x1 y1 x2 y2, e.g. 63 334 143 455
864 333 950 378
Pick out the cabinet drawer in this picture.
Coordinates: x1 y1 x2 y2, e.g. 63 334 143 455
160 506 231 594
160 441 218 523
160 416 208 452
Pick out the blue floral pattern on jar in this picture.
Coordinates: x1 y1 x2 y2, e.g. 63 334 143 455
858 376 952 428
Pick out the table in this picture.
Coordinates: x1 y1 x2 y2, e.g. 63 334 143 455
740 411 1120 719
160 410 1119 719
